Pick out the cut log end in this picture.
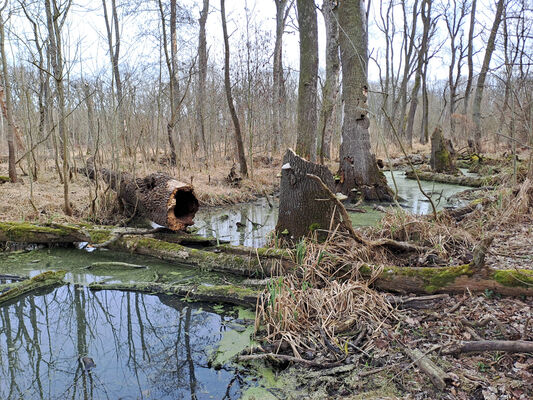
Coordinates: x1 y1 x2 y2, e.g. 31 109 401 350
166 184 199 230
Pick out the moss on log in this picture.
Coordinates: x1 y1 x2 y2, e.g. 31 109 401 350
361 264 533 296
0 222 293 278
404 170 489 187
89 281 259 307
0 271 66 305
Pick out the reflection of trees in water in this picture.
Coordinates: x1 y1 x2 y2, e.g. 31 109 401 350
0 287 242 399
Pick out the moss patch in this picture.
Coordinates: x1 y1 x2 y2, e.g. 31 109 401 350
492 270 533 288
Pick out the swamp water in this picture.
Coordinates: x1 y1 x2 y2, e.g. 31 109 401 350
193 170 474 247
0 250 262 400
0 171 475 399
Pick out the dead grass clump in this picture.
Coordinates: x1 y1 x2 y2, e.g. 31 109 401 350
256 276 396 359
372 210 476 263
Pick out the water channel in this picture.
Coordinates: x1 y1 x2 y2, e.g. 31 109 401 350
0 171 474 399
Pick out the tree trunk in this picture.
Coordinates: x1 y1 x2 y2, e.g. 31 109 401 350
221 0 248 177
336 0 392 202
295 0 318 161
83 159 199 231
430 126 458 174
276 149 340 240
0 12 16 183
317 0 340 163
197 0 209 159
272 0 289 154
406 0 432 147
472 0 505 152
45 0 72 216
462 0 476 116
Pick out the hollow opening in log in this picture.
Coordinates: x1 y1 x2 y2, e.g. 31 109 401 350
172 189 199 221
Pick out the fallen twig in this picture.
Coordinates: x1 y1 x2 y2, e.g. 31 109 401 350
443 340 533 355
403 346 451 391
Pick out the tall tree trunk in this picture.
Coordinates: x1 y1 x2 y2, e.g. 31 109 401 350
221 0 247 177
462 0 477 116
0 11 17 183
45 0 72 215
102 0 127 155
406 0 432 147
295 0 318 161
317 0 340 163
272 0 290 154
472 0 505 152
196 0 209 159
336 0 392 202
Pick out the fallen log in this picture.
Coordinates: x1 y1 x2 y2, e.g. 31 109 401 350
0 222 294 278
443 340 533 355
82 158 199 231
89 281 259 307
0 271 66 305
404 170 489 187
1 222 531 296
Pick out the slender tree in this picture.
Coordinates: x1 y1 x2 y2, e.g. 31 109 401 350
337 0 392 201
295 0 318 160
0 4 16 183
472 0 505 152
272 0 291 154
45 0 73 215
221 0 247 176
196 0 209 159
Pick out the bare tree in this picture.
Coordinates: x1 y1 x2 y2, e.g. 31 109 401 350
462 0 476 116
472 0 505 152
405 0 433 146
317 0 339 163
0 3 16 183
336 0 392 201
272 0 291 154
221 0 247 176
45 0 73 215
295 0 318 160
196 0 209 159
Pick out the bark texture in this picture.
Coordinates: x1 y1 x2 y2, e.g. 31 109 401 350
276 149 339 239
336 0 393 201
317 0 340 162
430 126 458 174
295 0 319 160
84 159 198 230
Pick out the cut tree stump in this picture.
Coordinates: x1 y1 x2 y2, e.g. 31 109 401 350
430 126 459 174
82 158 199 231
276 149 340 240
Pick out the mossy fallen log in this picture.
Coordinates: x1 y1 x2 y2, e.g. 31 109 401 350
89 281 259 306
0 271 66 305
0 222 294 278
404 170 489 187
361 264 533 296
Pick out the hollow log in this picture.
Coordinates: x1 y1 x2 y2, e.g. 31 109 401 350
83 158 199 231
404 170 488 187
276 149 340 240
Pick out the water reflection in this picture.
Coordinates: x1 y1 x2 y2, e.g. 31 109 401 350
0 287 245 400
193 198 278 248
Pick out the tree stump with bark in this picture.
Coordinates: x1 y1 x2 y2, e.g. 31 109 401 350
430 126 459 174
83 159 199 231
276 149 339 240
